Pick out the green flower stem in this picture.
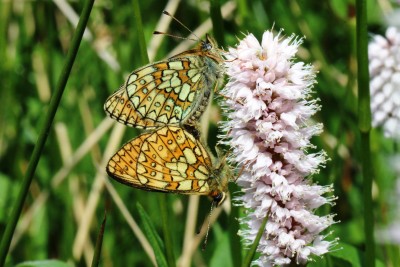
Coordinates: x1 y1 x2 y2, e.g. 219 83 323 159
0 0 95 265
356 0 374 266
356 1 371 132
241 213 269 267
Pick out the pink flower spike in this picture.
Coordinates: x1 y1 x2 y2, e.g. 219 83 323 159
219 30 337 266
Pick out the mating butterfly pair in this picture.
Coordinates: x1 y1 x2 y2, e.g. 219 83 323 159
104 28 230 206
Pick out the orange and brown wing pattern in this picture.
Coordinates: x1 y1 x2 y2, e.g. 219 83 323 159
104 34 224 129
104 57 208 129
106 126 214 194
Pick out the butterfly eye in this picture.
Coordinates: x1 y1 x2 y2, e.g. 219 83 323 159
201 41 212 51
213 192 226 206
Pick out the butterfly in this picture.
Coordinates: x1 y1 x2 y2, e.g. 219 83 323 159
104 34 224 129
106 125 231 206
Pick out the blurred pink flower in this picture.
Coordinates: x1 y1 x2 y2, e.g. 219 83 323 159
369 26 400 138
219 31 337 266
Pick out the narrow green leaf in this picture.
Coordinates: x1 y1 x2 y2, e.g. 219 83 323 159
331 242 363 267
137 202 168 267
131 0 149 65
158 194 176 267
330 242 386 267
241 213 269 267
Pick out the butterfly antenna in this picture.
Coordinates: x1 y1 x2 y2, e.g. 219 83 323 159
162 10 200 40
202 200 215 251
235 165 245 182
153 31 197 42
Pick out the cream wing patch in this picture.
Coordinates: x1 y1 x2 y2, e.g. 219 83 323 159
183 148 197 165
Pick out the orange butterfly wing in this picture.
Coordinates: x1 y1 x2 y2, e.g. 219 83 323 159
104 36 223 129
106 126 214 194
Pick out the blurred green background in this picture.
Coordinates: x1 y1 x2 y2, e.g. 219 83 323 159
1 0 399 266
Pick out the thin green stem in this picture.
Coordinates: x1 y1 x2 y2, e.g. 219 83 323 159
132 0 149 65
91 213 107 267
356 0 374 266
356 1 371 132
0 0 95 265
360 132 374 266
241 213 269 267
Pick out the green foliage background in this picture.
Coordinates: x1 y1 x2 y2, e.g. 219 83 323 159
0 0 398 266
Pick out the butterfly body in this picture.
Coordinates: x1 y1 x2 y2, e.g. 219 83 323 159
106 126 230 206
104 35 224 129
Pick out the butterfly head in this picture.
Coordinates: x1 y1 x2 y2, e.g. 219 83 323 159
201 34 214 51
211 191 226 207
201 34 213 50
209 158 233 206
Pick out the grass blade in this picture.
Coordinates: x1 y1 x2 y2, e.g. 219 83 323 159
0 0 95 264
137 202 168 267
158 194 176 267
132 0 149 65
